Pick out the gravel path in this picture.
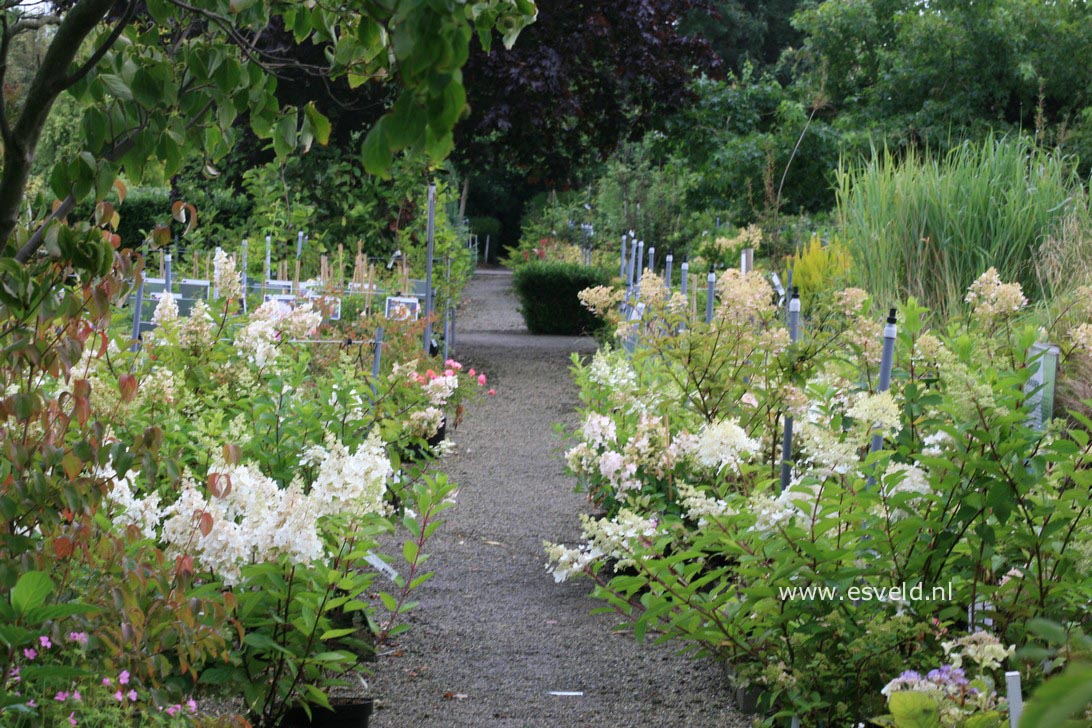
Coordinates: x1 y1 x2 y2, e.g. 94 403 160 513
369 269 749 728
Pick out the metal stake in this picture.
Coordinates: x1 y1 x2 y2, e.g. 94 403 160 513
781 288 801 491
422 184 436 355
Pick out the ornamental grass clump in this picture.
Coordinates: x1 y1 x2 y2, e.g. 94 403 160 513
551 267 1092 724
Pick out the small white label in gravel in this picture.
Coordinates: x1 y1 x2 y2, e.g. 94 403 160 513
548 692 584 697
363 551 400 582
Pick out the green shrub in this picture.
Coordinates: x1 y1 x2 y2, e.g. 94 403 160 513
468 216 502 242
512 262 613 335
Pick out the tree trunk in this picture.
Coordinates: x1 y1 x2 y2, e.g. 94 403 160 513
0 0 118 256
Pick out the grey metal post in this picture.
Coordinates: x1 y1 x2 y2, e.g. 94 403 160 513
240 239 249 312
423 184 437 355
264 235 271 281
626 243 638 293
741 247 754 273
620 235 628 278
869 309 898 457
704 269 716 324
164 252 172 294
635 240 644 281
450 305 457 354
784 269 793 318
1025 342 1060 431
1005 672 1023 728
484 234 491 265
371 327 384 395
212 246 222 299
130 276 145 352
781 288 801 491
679 260 690 332
296 230 304 259
647 246 655 274
664 254 673 291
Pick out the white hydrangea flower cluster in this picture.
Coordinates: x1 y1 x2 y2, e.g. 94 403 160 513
847 391 903 434
881 463 932 499
748 491 800 534
581 412 616 448
151 292 179 328
942 631 1015 671
587 348 637 393
637 269 667 305
107 470 162 540
578 508 659 570
1072 322 1092 352
107 433 393 585
597 450 640 492
714 269 774 319
834 288 869 315
694 418 760 472
542 541 601 583
965 267 1027 321
213 248 243 301
408 406 445 438
423 373 459 406
234 300 322 368
179 299 215 349
577 285 624 316
677 482 737 527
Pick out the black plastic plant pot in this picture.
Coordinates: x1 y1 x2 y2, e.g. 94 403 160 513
280 699 374 728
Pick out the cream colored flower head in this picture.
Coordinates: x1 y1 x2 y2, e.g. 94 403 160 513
965 267 1026 320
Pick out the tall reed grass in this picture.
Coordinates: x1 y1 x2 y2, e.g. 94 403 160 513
836 135 1091 317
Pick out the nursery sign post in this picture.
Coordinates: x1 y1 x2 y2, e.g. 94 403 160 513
1025 342 1060 431
705 268 716 324
620 235 628 278
371 327 384 395
423 184 437 354
780 288 800 491
664 254 673 291
635 239 645 281
865 309 900 489
647 246 655 274
741 247 754 273
164 252 173 294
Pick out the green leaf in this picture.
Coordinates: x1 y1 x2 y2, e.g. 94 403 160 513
303 102 331 147
1019 662 1092 728
361 121 392 178
11 572 53 616
403 539 419 565
273 110 297 158
98 73 133 101
887 692 942 728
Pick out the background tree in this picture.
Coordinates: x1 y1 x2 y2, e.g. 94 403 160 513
0 0 537 261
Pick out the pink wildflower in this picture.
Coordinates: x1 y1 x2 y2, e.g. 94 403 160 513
67 632 88 646
39 636 52 649
477 374 486 386
113 690 124 702
102 678 111 687
128 689 137 702
72 690 81 701
488 389 496 396
22 648 36 661
55 691 69 702
68 712 77 726
166 705 179 717
118 670 129 685
468 368 476 377
187 699 198 713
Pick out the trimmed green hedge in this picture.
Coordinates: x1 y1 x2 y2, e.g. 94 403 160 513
512 262 612 335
